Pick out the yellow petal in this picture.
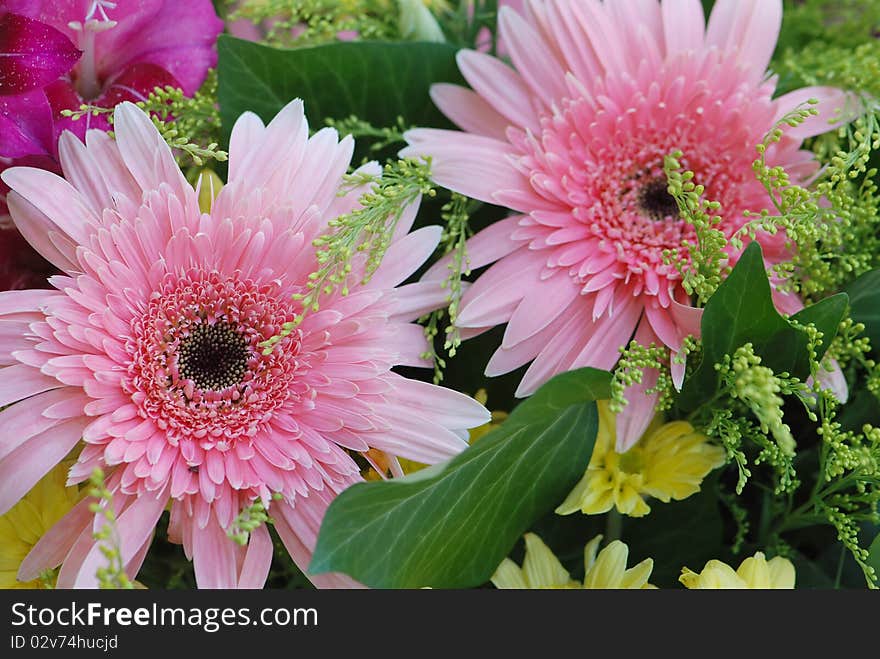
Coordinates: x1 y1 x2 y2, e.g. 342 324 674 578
766 556 796 589
582 534 604 574
619 558 654 589
491 559 529 589
583 540 629 588
736 552 772 588
679 560 747 589
522 533 571 588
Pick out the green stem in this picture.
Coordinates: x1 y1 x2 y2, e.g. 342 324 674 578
605 509 623 543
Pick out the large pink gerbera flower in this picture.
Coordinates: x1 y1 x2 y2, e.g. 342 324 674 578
402 0 848 448
0 101 489 588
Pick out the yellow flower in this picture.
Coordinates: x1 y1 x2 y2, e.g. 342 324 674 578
556 401 725 518
680 552 796 589
492 533 655 589
0 463 81 589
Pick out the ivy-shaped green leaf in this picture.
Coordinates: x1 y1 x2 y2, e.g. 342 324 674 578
679 242 848 412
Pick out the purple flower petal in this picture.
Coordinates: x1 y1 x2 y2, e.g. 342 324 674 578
44 79 94 141
88 0 223 95
0 88 54 158
99 61 181 105
0 13 80 95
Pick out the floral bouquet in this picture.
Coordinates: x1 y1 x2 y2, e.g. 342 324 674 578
1 0 879 591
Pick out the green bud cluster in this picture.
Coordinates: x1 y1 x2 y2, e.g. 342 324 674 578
227 498 274 546
88 468 134 589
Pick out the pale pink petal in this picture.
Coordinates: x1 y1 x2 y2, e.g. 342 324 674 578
457 248 543 327
430 83 509 141
455 49 542 132
616 316 661 451
401 129 528 205
773 86 852 139
237 523 273 589
113 102 192 200
0 363 63 407
707 0 782 80
192 515 239 589
1 167 99 245
0 417 88 515
817 359 849 404
18 496 94 582
502 272 580 348
72 484 169 588
662 0 705 56
272 504 364 589
389 281 455 322
0 389 74 461
227 111 265 182
497 6 567 101
368 226 441 289
386 374 491 429
422 215 524 282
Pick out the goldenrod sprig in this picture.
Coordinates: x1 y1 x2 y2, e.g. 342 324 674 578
88 468 134 589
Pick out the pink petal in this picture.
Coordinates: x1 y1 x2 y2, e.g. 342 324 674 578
112 102 191 199
0 363 62 407
662 0 706 57
237 523 273 589
502 272 580 348
429 83 509 141
387 374 490 429
0 417 88 515
455 49 541 132
73 484 170 588
615 316 661 451
401 129 529 206
497 6 567 101
273 502 364 589
17 495 93 581
368 226 441 289
2 166 99 244
773 86 852 140
422 215 524 282
707 0 782 81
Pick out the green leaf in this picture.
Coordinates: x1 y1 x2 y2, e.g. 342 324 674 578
844 268 880 349
678 242 848 411
217 36 464 144
782 293 849 376
310 368 612 588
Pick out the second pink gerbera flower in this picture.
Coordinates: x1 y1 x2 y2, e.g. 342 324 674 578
402 0 849 448
0 101 489 589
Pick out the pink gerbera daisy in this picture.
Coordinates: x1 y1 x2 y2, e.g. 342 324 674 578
0 101 489 588
402 0 849 449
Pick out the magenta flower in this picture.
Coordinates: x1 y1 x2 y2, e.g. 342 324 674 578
0 101 488 589
403 0 850 449
2 0 223 137
0 0 222 290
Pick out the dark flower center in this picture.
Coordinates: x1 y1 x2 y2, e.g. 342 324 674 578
178 321 249 391
638 179 679 221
